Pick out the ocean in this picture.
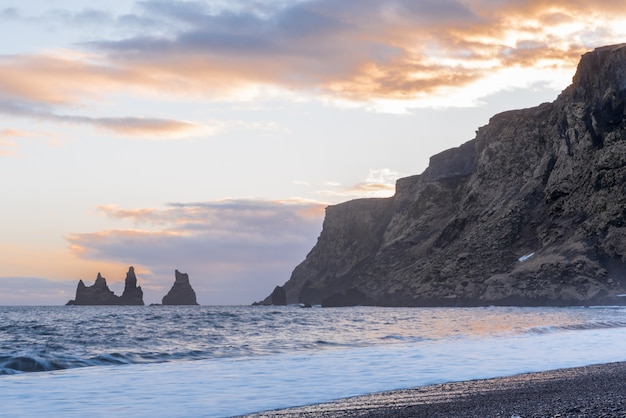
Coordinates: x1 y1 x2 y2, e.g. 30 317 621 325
2 305 626 417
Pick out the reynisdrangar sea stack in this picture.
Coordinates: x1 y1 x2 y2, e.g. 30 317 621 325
67 267 200 305
67 266 144 306
162 270 199 305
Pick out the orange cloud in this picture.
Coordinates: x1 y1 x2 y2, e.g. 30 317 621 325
83 1 626 105
0 53 128 105
1 0 626 116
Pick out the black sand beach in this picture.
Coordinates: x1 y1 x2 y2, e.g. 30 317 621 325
242 362 626 417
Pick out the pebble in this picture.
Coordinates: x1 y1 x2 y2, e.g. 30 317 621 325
241 362 626 418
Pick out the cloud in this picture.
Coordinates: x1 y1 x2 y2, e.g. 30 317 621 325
45 8 114 26
0 53 206 138
67 199 326 304
318 168 401 198
88 116 202 137
0 53 283 138
0 98 203 139
2 0 626 126
85 0 626 105
87 1 484 100
0 53 125 105
0 277 74 305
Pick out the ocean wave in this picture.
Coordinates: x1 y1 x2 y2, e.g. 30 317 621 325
2 305 626 376
0 355 65 374
0 349 207 375
525 320 626 335
380 335 429 343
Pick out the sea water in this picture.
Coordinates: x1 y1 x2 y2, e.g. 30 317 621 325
1 305 626 417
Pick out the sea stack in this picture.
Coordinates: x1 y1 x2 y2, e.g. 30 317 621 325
66 266 145 306
66 273 119 305
162 270 199 305
259 43 626 307
119 266 144 305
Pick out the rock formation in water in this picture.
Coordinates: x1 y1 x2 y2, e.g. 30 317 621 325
270 285 287 305
260 43 626 307
251 285 287 306
161 270 199 305
66 273 118 305
119 266 144 305
66 266 144 305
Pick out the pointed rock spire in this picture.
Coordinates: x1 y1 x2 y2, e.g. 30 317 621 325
66 267 144 306
119 266 144 305
162 270 198 305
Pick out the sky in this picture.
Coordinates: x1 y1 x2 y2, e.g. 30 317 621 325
1 0 626 305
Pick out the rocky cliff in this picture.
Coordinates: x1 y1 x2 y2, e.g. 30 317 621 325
66 266 144 305
261 43 626 307
161 270 199 305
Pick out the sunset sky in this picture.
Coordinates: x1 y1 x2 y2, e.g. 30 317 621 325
2 1 626 305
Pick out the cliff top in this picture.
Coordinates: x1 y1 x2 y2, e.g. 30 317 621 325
568 43 626 103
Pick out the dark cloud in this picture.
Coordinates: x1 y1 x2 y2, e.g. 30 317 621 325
94 3 348 57
67 200 326 304
127 0 477 46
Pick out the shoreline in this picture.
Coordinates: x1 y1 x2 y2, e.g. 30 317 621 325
241 362 626 417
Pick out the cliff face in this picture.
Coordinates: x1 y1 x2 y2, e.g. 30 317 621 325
265 43 626 307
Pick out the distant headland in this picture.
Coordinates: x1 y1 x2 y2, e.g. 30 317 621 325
66 266 198 306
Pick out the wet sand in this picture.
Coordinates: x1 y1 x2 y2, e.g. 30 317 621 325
241 362 626 417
